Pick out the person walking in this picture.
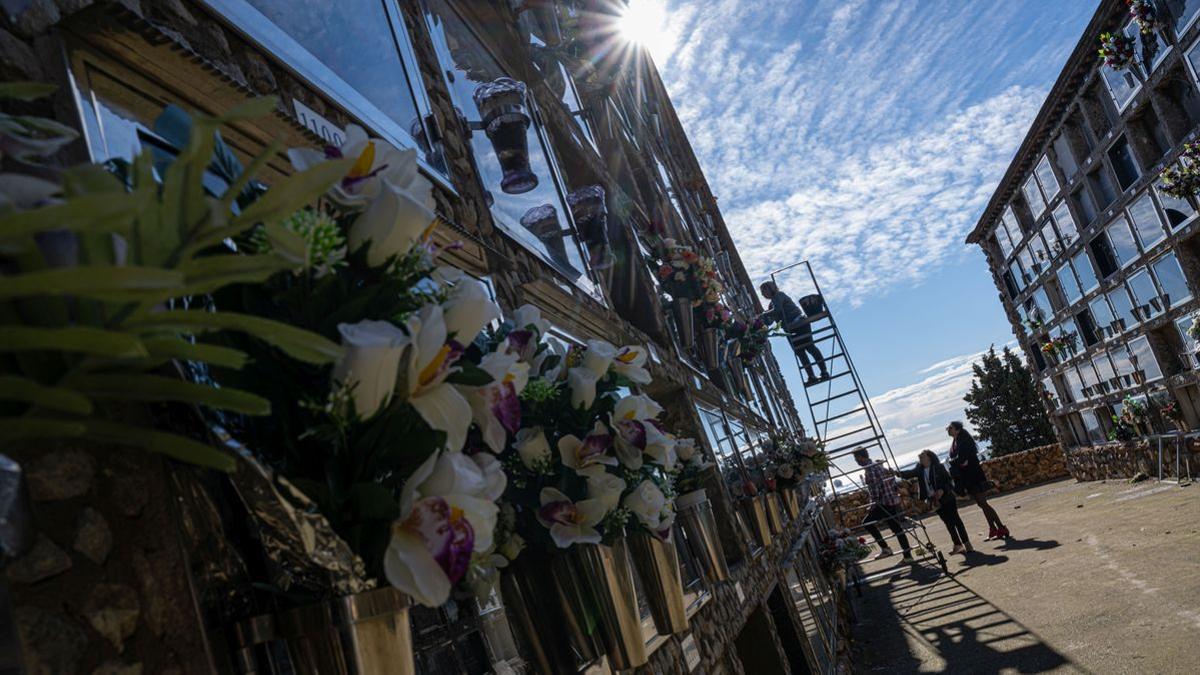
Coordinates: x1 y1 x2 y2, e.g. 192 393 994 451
911 450 972 554
759 281 829 386
853 448 913 562
947 421 1009 540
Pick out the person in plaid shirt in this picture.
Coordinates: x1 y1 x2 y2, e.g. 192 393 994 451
854 447 913 561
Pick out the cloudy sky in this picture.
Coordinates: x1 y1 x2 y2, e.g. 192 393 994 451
627 0 1097 467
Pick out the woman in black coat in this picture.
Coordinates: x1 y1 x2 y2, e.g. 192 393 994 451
913 450 972 554
947 421 1009 540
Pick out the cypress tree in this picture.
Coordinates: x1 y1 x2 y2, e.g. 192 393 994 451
963 345 1056 456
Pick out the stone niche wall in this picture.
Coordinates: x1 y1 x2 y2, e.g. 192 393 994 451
1064 438 1200 481
829 444 1070 526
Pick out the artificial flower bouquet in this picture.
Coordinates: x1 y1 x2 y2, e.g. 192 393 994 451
731 316 772 361
699 301 734 331
1098 31 1136 71
654 238 705 302
1128 0 1158 34
1162 144 1200 201
480 321 679 566
671 437 714 497
819 527 870 572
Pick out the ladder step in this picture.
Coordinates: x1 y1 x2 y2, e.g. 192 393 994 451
820 424 877 444
813 406 867 426
811 390 858 406
824 436 885 456
804 370 852 387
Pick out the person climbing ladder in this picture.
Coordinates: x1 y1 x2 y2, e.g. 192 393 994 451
760 280 829 386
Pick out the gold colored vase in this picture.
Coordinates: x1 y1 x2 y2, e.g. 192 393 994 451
501 553 596 675
628 530 689 635
739 496 771 548
677 491 730 584
764 492 785 534
575 541 650 670
276 587 413 675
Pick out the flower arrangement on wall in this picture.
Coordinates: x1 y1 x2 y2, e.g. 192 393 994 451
1160 143 1200 200
1128 0 1158 34
654 238 705 302
819 527 870 572
1098 31 1136 70
729 316 772 361
1040 333 1077 358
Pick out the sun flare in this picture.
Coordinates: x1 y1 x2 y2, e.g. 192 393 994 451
618 0 669 49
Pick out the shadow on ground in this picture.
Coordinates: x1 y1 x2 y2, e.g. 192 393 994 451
853 567 1088 674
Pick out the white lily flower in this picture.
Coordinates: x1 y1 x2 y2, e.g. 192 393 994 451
536 487 608 548
583 339 617 377
612 345 652 384
623 479 674 535
405 305 472 453
567 367 599 410
333 320 410 418
514 427 553 471
613 394 664 423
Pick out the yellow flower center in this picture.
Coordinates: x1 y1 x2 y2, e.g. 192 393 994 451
418 344 453 387
350 142 377 179
616 351 639 364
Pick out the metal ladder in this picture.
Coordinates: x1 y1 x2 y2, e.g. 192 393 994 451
769 260 947 579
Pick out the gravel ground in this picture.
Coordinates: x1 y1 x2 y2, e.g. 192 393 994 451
850 478 1199 674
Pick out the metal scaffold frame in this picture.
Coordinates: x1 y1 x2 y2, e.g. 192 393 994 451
769 260 948 578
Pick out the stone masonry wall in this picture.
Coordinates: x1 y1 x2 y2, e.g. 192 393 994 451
1063 438 1200 481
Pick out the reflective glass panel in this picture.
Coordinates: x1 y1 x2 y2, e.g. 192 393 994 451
1023 174 1046 219
1128 335 1163 380
1035 155 1060 201
1151 252 1192 305
1127 191 1166 248
1053 201 1078 245
1072 250 1098 291
1105 216 1140 267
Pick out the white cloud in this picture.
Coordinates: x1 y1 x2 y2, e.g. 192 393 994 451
654 0 1082 307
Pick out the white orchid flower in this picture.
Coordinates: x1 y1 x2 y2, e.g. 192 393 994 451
460 350 529 453
611 345 652 384
623 479 674 536
514 427 553 471
558 421 618 472
581 468 626 512
441 275 501 344
333 320 410 418
536 487 608 548
404 305 472 453
531 336 568 380
288 125 415 206
613 394 664 422
644 423 678 471
675 438 697 462
384 450 500 607
350 178 437 266
583 339 617 377
512 304 551 337
567 367 599 410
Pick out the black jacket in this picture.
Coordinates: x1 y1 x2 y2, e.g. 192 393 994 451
765 292 811 335
900 461 955 505
949 431 988 490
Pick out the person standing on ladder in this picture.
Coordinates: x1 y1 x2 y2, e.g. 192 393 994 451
853 448 914 562
759 281 829 386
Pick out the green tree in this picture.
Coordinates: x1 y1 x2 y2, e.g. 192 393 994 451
962 346 1056 456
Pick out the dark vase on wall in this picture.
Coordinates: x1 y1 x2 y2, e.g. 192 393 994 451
473 77 538 194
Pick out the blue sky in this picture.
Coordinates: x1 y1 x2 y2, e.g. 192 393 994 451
631 0 1098 464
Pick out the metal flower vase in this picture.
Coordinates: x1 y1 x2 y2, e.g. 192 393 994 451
764 492 785 534
781 486 802 520
473 77 537 194
677 489 729 584
574 541 650 670
700 328 720 369
673 297 696 349
501 552 598 675
728 355 749 396
275 587 414 675
628 530 689 635
739 496 771 547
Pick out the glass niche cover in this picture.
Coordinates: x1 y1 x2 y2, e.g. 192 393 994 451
423 0 596 293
